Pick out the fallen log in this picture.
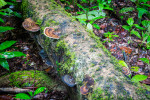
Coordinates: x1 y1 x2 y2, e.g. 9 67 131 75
20 0 150 99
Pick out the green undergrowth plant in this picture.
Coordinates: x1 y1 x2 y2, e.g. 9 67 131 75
120 0 150 23
0 40 26 70
103 31 119 43
0 0 21 33
74 0 113 32
123 18 150 49
15 87 47 100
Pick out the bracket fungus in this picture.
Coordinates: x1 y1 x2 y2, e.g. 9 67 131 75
61 75 75 87
44 27 60 39
22 18 40 32
80 85 89 95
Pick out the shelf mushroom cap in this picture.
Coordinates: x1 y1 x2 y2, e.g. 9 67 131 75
44 27 60 39
61 75 75 87
22 18 40 32
80 85 89 95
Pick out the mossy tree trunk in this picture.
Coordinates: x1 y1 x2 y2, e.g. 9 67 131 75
21 0 150 99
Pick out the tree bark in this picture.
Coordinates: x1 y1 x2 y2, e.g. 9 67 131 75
21 0 150 99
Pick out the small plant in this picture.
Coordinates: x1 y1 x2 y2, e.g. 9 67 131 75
103 31 119 43
14 87 47 99
0 40 26 70
139 58 150 65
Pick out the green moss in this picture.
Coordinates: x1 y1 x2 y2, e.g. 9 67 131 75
55 40 76 73
36 19 43 25
9 70 57 88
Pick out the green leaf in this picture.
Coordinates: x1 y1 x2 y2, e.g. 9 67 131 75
0 58 9 70
118 60 128 68
0 40 16 51
137 8 148 19
142 32 148 42
131 29 141 39
0 12 9 16
0 0 7 8
147 36 150 44
139 58 149 64
14 93 31 99
13 12 22 18
119 7 135 13
34 87 46 96
87 23 93 32
98 3 104 11
77 4 86 11
0 51 26 59
131 75 148 82
93 24 100 29
0 18 4 23
142 20 150 28
134 24 145 30
127 18 134 26
131 66 140 72
141 4 150 7
0 26 14 33
122 25 131 31
28 91 33 97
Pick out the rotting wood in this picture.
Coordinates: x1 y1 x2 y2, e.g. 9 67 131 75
21 0 150 99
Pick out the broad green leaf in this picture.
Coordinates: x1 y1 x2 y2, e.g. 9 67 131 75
34 87 46 96
28 91 33 97
142 32 148 42
6 2 15 5
0 12 8 16
104 6 113 10
141 4 150 7
118 60 128 68
131 29 141 39
142 20 150 28
0 51 26 59
137 8 148 19
139 58 149 64
0 18 4 23
131 75 148 82
0 40 16 51
131 66 140 72
134 24 145 30
147 36 150 44
0 0 7 8
93 24 100 29
13 12 22 18
0 58 9 70
122 25 131 31
14 93 31 99
119 7 135 13
127 18 134 26
87 23 93 32
75 10 105 20
77 4 86 11
98 3 104 11
0 26 14 33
